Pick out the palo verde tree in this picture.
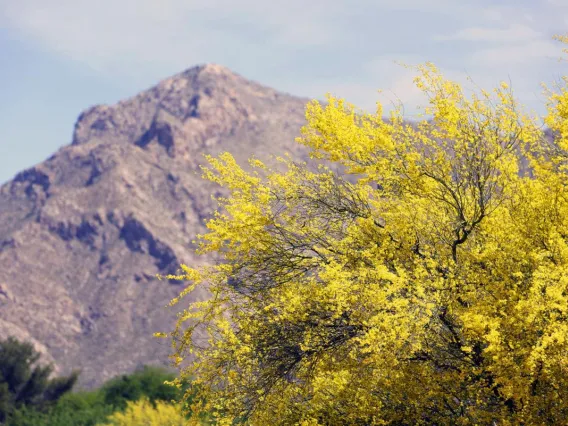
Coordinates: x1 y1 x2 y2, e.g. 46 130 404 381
156 36 568 425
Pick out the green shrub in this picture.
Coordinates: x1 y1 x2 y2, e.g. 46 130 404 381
3 358 200 425
100 365 184 411
7 394 115 426
0 336 78 423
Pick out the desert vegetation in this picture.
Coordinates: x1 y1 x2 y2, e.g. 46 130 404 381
155 35 568 424
0 336 199 425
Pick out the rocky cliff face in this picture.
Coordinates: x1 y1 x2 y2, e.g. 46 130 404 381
0 64 315 389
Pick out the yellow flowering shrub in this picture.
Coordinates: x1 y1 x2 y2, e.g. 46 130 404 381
99 397 187 426
157 35 568 424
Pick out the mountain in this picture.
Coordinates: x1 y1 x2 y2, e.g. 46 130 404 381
0 64 316 389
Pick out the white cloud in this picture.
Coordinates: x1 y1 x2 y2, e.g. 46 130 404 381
481 8 504 22
0 0 512 78
0 0 342 76
285 57 473 117
1 0 565 121
478 5 539 25
362 58 428 115
435 24 542 43
547 0 568 8
361 0 472 15
469 39 560 66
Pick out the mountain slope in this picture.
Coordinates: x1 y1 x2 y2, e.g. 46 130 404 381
0 64 315 389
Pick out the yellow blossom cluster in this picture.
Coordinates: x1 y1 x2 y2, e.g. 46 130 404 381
156 35 568 425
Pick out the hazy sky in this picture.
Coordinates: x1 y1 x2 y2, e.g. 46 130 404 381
1 0 567 184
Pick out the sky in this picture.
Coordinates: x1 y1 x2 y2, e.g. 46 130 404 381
1 0 568 185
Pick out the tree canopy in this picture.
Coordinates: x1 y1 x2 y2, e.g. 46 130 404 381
157 36 568 425
0 336 78 423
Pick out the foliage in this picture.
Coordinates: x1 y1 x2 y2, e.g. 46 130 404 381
99 397 187 426
100 365 185 411
0 336 79 423
4 365 195 425
6 395 115 426
157 35 568 424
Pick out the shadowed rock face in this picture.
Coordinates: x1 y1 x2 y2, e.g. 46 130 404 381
0 64 316 389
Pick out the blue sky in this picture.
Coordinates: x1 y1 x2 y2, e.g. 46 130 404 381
1 0 567 185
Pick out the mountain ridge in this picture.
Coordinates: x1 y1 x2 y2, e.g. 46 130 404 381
0 63 316 389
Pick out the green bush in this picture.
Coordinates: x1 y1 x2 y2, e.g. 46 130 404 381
7 394 115 426
0 336 78 423
0 337 200 425
100 365 186 411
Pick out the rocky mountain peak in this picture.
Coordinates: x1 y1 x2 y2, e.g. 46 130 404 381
71 64 290 155
0 63 313 389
